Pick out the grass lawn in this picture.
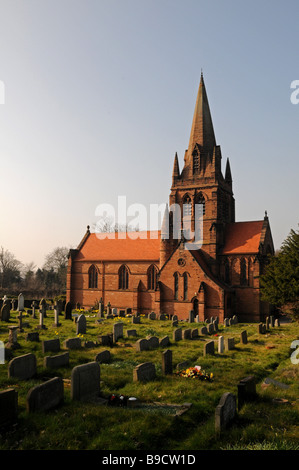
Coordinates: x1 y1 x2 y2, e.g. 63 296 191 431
0 309 298 451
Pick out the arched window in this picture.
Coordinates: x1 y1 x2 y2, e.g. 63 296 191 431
147 264 158 290
183 194 192 216
174 272 179 300
118 265 129 290
88 265 98 289
183 272 188 300
196 193 205 216
193 150 199 174
240 258 247 286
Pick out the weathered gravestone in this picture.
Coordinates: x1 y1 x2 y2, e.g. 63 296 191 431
95 350 111 364
208 323 215 335
237 376 257 410
76 314 86 335
135 338 149 352
132 315 140 324
204 340 215 356
215 392 237 433
224 337 235 351
25 332 39 342
218 336 224 354
191 328 199 339
149 312 156 320
44 352 69 369
133 362 156 382
6 326 20 349
200 326 208 335
8 353 37 380
1 300 11 322
189 310 194 323
162 349 172 375
146 336 159 349
240 330 248 345
183 329 191 340
159 335 170 347
26 377 64 413
126 329 137 337
71 362 101 401
17 293 25 312
63 337 82 349
42 338 60 353
173 328 182 341
39 298 47 317
65 302 72 320
223 318 230 327
113 322 123 342
98 334 113 347
0 388 18 427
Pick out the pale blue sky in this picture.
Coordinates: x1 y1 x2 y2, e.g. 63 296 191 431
0 0 298 268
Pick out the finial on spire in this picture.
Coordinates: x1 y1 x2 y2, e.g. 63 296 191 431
264 210 268 220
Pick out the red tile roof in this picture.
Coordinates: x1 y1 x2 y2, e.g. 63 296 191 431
222 221 264 254
76 231 160 261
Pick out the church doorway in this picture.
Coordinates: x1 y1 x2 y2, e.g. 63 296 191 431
193 298 199 317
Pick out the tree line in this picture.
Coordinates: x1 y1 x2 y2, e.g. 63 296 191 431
0 246 69 298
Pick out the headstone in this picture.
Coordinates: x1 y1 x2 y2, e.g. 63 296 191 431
200 326 208 335
232 315 238 324
25 332 39 342
274 318 280 327
63 337 82 349
98 334 113 347
126 329 137 337
162 349 172 375
31 301 37 318
113 322 124 342
26 377 64 413
17 311 24 332
8 353 37 380
215 392 237 433
191 328 199 338
240 330 248 345
76 314 86 335
53 306 61 328
149 312 156 320
65 302 72 320
6 326 20 349
135 338 149 352
71 362 101 401
132 316 140 324
173 328 182 341
224 318 229 327
183 329 191 340
146 336 159 349
258 323 266 334
270 315 275 327
42 338 60 353
158 314 166 321
204 340 215 356
218 336 224 354
172 319 178 327
17 293 25 311
44 352 69 369
11 299 16 311
159 336 170 347
213 320 218 331
237 376 257 410
0 389 18 427
112 307 118 316
95 350 111 363
0 300 10 322
189 310 194 323
133 362 156 382
39 298 47 317
176 361 188 371
208 323 215 335
37 308 46 330
265 317 270 329
224 337 235 351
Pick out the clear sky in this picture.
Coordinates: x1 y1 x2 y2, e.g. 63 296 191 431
0 0 298 268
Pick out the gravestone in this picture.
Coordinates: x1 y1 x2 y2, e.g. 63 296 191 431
240 330 248 344
270 315 275 327
53 307 61 328
146 336 159 349
191 328 199 338
0 389 18 427
98 334 113 347
25 332 39 342
113 322 123 342
204 340 215 356
176 361 189 371
232 315 238 324
158 314 166 321
63 337 82 349
183 329 191 340
189 310 194 323
8 353 37 380
31 301 37 318
133 362 156 382
208 323 215 335
11 299 16 311
266 317 270 329
0 300 10 322
172 319 178 327
213 320 218 332
39 298 47 317
26 377 64 413
98 299 104 318
237 376 257 410
71 362 101 401
223 318 229 327
65 302 72 320
162 349 172 375
135 338 149 352
37 308 46 330
17 293 25 311
218 336 224 354
112 308 118 316
275 318 280 327
215 392 237 433
95 350 111 363
159 336 170 347
76 314 86 335
200 326 208 335
126 329 137 337
258 323 266 334
224 337 235 351
44 352 69 369
173 328 182 341
42 338 60 353
149 312 156 320
6 326 20 349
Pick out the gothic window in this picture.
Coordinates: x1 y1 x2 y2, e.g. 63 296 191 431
174 272 179 300
118 265 129 290
183 194 192 216
88 265 98 289
193 150 199 174
240 258 247 286
147 264 158 290
183 272 188 300
196 193 205 216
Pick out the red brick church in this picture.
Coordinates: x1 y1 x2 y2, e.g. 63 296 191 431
67 74 274 322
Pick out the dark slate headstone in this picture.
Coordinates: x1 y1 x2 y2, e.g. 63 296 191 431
135 338 149 351
42 338 60 353
162 349 172 375
71 362 101 401
237 376 257 410
26 377 64 412
215 392 237 433
76 314 86 335
8 353 37 380
240 330 248 344
43 352 70 369
65 302 72 320
63 337 82 349
95 350 111 363
133 362 156 382
204 340 215 356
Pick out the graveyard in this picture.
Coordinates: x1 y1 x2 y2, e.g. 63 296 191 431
0 297 298 450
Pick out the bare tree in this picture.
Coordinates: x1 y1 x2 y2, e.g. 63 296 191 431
0 246 23 288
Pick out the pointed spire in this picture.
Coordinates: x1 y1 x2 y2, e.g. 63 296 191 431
188 73 216 154
172 152 180 181
225 158 232 182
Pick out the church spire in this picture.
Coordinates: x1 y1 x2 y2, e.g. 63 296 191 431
172 152 180 182
188 73 216 155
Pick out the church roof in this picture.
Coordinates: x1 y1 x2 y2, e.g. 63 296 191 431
75 231 160 262
222 221 264 254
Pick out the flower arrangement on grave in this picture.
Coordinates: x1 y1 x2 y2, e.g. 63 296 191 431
108 394 128 407
175 365 213 381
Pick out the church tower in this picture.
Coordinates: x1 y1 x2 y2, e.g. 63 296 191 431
163 73 235 275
